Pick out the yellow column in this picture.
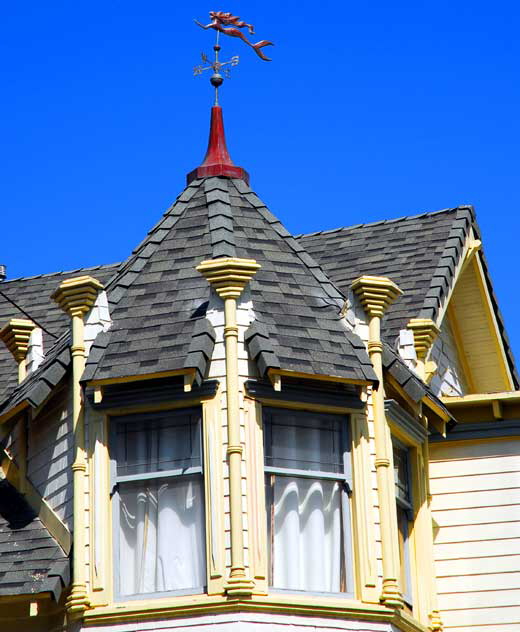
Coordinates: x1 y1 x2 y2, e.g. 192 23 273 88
52 276 103 617
407 318 440 382
197 257 260 597
352 275 404 609
0 318 36 383
422 433 443 631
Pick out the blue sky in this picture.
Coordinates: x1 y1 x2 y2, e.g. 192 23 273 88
2 1 520 361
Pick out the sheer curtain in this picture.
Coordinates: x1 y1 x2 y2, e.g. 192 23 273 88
269 420 342 592
119 477 204 595
272 477 341 591
117 417 205 596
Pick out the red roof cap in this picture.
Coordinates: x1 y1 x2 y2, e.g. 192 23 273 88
187 106 249 185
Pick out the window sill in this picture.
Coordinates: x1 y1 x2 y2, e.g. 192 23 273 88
82 592 428 632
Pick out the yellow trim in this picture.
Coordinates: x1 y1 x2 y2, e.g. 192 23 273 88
388 418 443 630
53 275 105 617
245 398 268 594
81 593 429 631
473 253 514 390
87 411 112 608
0 318 36 383
196 257 261 299
268 368 372 387
351 275 404 608
350 411 379 602
1 453 72 554
87 368 195 387
406 318 440 382
0 401 29 424
433 228 476 330
202 390 226 595
385 375 422 417
198 257 260 596
443 390 520 405
99 394 216 417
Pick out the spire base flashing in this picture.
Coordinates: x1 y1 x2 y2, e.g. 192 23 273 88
187 164 249 185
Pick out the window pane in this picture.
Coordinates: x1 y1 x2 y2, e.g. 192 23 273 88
116 411 201 477
269 476 342 592
393 443 411 503
118 476 205 595
265 410 343 473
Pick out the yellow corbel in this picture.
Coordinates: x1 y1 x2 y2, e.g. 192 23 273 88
406 319 440 382
0 318 36 383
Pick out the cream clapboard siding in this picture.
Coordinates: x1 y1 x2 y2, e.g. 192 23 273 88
27 383 74 525
429 438 520 631
429 319 467 397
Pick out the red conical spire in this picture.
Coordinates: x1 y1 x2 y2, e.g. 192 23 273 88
187 106 249 184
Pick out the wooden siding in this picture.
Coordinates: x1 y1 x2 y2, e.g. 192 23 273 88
449 260 511 393
27 384 74 526
429 438 520 631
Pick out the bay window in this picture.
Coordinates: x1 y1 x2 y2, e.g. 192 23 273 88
111 408 206 598
263 407 354 594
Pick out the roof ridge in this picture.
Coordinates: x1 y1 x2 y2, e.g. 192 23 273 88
0 262 121 285
295 206 466 240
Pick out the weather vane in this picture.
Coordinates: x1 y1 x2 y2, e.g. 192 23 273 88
193 11 273 105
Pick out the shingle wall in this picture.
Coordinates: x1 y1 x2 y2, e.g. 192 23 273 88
429 320 467 397
27 385 74 526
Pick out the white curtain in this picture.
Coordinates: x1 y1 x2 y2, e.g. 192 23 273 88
272 477 341 592
117 420 205 596
270 421 342 592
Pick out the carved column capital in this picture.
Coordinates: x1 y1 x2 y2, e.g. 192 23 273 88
52 275 104 318
197 257 260 299
351 275 402 319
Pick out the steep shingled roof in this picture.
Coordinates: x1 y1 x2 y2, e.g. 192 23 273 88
0 480 69 600
0 264 119 402
83 177 376 385
297 206 517 386
298 207 466 341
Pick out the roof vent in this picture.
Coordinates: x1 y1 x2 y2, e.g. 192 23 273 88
0 265 6 282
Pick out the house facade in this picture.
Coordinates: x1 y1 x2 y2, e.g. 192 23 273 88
0 104 518 632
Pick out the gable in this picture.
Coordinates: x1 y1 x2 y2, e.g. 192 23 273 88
446 254 515 394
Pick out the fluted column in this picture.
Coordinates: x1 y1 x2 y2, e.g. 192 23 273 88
352 275 404 609
197 257 260 596
52 275 103 617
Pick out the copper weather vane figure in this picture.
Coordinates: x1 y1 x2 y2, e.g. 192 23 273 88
193 11 273 104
